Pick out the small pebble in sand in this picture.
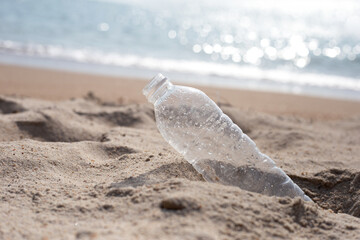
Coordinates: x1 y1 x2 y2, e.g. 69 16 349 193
102 204 114 211
160 196 201 211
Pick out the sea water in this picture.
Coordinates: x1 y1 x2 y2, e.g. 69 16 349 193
0 0 359 100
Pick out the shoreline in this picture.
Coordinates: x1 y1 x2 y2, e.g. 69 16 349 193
1 63 360 119
1 53 360 102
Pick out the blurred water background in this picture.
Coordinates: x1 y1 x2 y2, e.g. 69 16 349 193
0 0 359 99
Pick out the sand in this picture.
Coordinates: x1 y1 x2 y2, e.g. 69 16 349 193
0 64 360 239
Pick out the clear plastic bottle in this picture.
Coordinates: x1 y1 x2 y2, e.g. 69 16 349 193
143 73 311 201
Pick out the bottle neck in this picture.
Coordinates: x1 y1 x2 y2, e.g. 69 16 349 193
143 73 173 104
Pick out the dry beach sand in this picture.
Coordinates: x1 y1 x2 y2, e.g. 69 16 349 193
0 64 360 239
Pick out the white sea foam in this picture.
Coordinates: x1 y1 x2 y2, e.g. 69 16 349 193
1 40 359 93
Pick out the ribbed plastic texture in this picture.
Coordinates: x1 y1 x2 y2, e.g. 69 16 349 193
143 73 311 201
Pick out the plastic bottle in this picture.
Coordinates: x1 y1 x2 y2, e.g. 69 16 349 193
143 73 311 201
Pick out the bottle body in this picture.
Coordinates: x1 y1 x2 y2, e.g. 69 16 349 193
144 74 311 201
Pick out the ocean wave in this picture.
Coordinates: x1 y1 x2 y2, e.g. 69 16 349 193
1 40 360 92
